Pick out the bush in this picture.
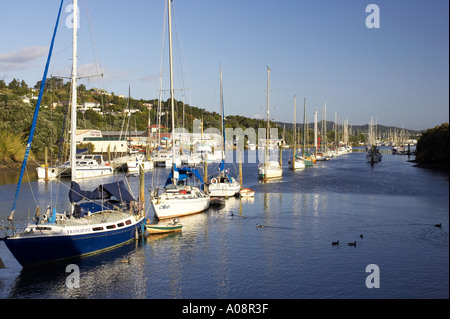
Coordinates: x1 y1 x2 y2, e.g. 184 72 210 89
415 123 449 164
0 130 29 164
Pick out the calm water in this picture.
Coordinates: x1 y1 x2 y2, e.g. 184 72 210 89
0 147 448 299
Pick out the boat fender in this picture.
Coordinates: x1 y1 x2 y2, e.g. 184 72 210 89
48 208 57 224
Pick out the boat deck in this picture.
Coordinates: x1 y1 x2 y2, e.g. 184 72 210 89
55 211 132 227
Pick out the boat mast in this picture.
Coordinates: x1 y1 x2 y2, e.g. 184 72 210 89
293 95 296 170
303 98 306 157
220 66 225 160
324 99 327 152
264 66 270 178
70 0 78 181
168 0 176 184
127 85 131 154
314 109 318 154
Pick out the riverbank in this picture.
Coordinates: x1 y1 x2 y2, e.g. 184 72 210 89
411 161 449 175
0 162 40 175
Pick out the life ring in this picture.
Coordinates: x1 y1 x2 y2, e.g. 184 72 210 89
211 177 218 184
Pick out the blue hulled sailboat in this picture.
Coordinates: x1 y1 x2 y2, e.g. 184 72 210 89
0 0 146 267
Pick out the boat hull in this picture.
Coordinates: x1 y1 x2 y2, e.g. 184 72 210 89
72 166 114 179
36 165 69 179
239 188 255 197
208 182 240 197
145 224 183 234
257 162 283 180
2 216 145 267
289 159 306 170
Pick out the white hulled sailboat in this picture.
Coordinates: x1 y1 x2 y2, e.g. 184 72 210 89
258 67 283 180
150 0 210 219
1 0 145 267
208 67 240 197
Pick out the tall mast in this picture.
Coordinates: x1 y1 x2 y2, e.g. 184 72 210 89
324 99 327 151
70 0 78 181
293 95 296 169
314 109 318 153
264 66 270 178
127 85 131 154
303 98 306 157
168 0 176 175
220 66 225 158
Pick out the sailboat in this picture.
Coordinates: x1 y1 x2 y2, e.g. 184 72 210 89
36 147 113 179
299 98 314 167
208 67 240 197
113 86 154 173
149 0 210 220
0 0 146 267
366 117 382 163
258 67 283 180
289 95 305 170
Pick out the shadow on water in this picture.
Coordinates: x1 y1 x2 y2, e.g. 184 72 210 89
0 167 38 186
6 239 146 298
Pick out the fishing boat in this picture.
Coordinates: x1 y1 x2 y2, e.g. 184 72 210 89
145 218 182 234
0 0 146 267
208 67 240 197
149 0 210 220
258 67 282 180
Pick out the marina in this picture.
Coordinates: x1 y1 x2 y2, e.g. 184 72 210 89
0 0 448 304
0 148 448 298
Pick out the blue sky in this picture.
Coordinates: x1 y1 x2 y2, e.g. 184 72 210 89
0 0 448 131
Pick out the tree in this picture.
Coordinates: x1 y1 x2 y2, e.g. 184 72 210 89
416 123 449 165
8 78 20 90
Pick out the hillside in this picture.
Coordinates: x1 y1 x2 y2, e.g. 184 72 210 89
1 77 423 166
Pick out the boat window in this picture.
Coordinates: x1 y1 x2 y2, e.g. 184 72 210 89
117 222 124 227
92 227 104 231
36 226 52 231
106 225 116 229
125 220 131 225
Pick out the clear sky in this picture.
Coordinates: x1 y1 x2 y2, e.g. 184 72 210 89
0 0 448 131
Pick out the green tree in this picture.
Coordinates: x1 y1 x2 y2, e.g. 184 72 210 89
416 123 449 165
8 78 20 90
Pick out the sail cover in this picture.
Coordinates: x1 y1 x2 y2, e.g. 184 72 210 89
164 167 205 187
69 180 135 203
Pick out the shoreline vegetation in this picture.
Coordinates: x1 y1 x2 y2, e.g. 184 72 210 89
412 123 449 175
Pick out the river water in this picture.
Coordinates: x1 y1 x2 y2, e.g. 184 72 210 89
0 147 448 299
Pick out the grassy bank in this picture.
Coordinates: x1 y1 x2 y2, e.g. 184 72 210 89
0 130 28 167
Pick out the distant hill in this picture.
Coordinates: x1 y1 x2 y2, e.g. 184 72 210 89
274 121 423 136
